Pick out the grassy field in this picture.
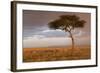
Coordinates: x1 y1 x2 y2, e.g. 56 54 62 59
23 46 91 62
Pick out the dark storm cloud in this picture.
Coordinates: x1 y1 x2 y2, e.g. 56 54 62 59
23 10 91 38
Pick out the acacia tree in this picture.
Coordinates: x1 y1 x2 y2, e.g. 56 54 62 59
48 15 86 55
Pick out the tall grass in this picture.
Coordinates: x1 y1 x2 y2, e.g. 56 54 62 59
23 47 90 62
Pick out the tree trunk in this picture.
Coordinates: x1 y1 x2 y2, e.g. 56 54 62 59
69 31 74 56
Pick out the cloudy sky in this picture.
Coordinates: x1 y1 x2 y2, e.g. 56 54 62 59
23 10 91 48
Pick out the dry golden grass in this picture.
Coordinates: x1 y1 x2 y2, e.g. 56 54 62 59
23 46 91 62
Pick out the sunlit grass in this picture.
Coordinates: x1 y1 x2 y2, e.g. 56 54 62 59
23 46 91 62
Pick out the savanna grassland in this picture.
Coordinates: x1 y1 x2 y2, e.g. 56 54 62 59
23 46 91 62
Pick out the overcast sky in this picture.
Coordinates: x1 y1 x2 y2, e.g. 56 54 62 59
23 10 91 48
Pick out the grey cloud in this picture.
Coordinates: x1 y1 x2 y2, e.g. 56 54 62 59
23 10 91 38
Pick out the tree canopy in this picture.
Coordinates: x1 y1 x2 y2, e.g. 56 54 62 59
48 15 86 32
